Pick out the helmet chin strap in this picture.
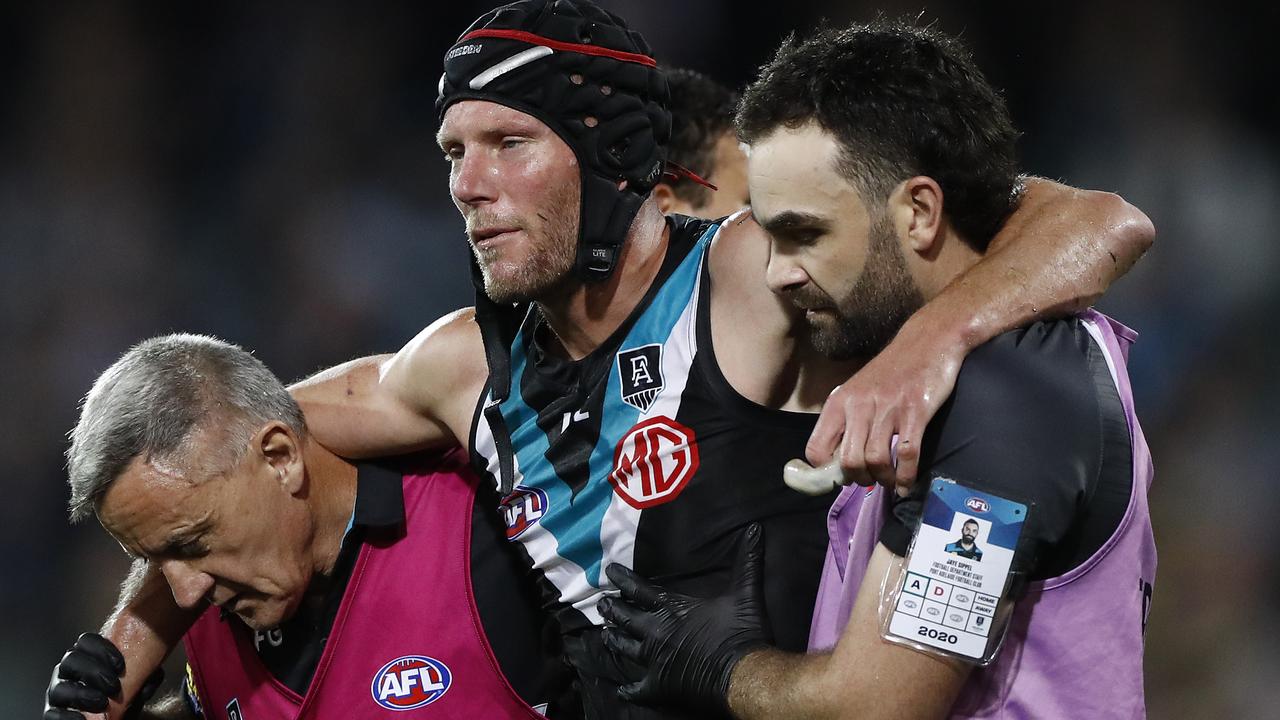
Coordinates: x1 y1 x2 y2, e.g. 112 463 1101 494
575 173 651 282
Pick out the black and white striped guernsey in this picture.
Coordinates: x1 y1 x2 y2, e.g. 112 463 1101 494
470 214 834 717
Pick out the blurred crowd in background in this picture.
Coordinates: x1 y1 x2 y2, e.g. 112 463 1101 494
2 0 1275 716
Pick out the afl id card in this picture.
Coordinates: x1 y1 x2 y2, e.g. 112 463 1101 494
881 476 1028 664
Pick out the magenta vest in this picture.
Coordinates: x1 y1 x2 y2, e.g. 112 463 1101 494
808 312 1156 718
183 449 547 719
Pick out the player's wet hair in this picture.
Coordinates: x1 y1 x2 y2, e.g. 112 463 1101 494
737 19 1020 251
66 334 306 522
662 68 739 210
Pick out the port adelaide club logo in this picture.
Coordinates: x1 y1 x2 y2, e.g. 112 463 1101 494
371 655 452 711
617 344 664 412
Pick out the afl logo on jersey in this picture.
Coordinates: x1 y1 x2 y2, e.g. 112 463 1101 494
965 497 990 513
371 655 451 711
609 416 699 509
618 344 664 412
499 484 549 540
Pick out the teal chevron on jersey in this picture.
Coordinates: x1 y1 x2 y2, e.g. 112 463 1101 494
484 221 715 597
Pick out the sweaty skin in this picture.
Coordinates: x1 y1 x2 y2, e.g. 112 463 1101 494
92 101 1150 716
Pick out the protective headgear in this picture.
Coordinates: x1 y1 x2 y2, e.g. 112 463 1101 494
436 0 671 283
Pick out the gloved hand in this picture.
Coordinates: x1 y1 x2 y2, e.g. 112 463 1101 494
597 523 772 714
44 632 165 720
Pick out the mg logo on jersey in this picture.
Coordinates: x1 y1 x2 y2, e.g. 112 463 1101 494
499 484 549 540
608 416 699 509
965 497 990 513
371 655 452 711
618 344 664 412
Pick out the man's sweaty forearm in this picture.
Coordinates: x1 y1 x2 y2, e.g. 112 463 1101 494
101 561 200 719
727 649 841 719
922 176 1154 353
727 645 962 720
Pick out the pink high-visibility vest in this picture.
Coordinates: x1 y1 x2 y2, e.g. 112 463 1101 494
183 449 547 719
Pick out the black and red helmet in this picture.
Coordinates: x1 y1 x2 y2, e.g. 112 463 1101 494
437 0 671 282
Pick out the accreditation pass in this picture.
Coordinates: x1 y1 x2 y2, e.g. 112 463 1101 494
886 477 1027 662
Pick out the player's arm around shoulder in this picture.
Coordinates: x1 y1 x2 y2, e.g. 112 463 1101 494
290 308 488 456
996 177 1155 303
803 177 1152 490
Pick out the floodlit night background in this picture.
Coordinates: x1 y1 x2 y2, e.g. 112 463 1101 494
2 1 1275 715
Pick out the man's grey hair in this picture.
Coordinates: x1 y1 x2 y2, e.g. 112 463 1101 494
66 333 307 522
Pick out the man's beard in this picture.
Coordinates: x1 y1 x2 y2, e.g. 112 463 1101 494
789 214 924 361
470 185 580 305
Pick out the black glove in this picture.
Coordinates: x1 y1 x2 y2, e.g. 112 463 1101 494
562 626 646 685
44 632 165 720
597 523 772 714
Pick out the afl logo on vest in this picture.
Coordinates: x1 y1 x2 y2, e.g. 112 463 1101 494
609 416 699 509
370 655 452 711
499 485 550 540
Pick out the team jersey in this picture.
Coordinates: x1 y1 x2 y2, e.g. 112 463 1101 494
809 312 1156 718
182 451 558 719
471 215 833 717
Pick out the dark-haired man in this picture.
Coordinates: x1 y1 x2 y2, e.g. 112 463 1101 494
945 519 983 561
651 68 749 219
46 2 1153 719
599 20 1153 719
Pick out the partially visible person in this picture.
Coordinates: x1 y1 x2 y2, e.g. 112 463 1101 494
652 68 749 219
599 20 1154 720
45 334 560 719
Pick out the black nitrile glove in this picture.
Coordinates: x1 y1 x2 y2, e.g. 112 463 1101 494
597 523 771 714
44 632 164 720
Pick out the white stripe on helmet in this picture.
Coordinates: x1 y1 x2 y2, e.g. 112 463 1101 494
469 46 555 90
